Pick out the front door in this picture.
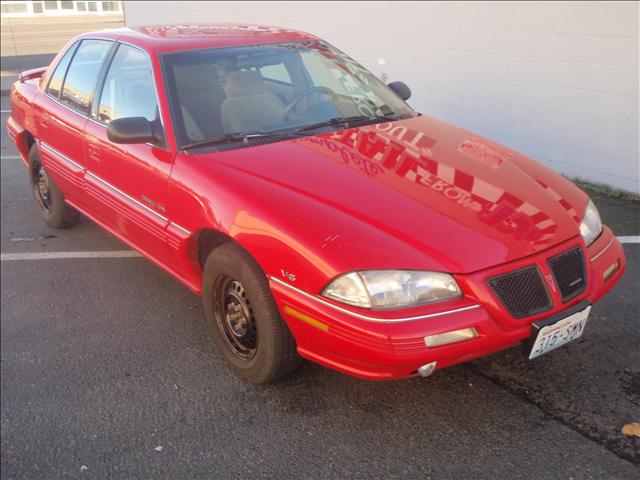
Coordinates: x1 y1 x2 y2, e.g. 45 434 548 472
83 42 175 264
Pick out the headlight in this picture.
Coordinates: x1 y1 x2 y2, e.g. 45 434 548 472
579 199 602 246
322 270 462 309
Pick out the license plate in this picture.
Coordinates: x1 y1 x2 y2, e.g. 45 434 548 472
528 306 591 359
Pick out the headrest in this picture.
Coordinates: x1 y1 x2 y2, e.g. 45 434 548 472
224 70 265 97
174 63 228 92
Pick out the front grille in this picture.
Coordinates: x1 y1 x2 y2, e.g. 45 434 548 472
488 266 552 319
548 247 587 302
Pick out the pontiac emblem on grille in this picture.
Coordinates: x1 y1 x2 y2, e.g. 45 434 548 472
545 274 557 292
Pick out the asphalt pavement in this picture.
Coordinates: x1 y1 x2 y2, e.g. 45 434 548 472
1 94 639 479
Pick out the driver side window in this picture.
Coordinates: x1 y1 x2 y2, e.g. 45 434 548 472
97 44 160 126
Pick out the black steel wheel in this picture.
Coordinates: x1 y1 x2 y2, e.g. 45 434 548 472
215 276 258 360
27 144 79 228
202 242 301 383
32 162 53 213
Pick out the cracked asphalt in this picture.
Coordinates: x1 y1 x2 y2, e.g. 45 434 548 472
1 95 639 479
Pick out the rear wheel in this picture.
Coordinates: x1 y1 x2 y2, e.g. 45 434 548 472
28 144 79 229
202 242 301 383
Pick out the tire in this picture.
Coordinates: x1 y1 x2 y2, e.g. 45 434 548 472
202 242 301 383
28 143 80 229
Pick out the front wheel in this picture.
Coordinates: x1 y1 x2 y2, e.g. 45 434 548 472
28 144 79 229
202 242 301 383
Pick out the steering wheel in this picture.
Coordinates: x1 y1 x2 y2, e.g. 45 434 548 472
283 86 336 118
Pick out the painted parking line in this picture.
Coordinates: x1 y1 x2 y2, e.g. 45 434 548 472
1 251 142 261
1 155 21 160
618 236 640 244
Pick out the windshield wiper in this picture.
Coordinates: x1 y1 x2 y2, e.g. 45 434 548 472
182 130 296 151
182 114 408 150
293 114 404 134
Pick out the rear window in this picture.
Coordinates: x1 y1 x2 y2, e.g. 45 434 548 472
46 42 79 98
60 39 112 114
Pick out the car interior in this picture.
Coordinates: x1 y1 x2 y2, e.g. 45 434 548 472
166 47 369 145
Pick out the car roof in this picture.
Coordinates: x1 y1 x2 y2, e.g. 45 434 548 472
79 24 318 53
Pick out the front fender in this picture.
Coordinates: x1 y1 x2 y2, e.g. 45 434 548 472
169 153 352 296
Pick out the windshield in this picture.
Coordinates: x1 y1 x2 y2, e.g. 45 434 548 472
162 40 416 149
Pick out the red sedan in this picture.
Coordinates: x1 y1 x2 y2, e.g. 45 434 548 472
8 24 626 383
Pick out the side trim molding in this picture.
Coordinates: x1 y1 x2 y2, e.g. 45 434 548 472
86 171 168 223
40 141 84 171
39 140 192 236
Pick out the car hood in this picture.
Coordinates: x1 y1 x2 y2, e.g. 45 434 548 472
200 115 588 274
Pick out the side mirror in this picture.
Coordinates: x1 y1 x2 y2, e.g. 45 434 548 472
388 81 411 101
107 117 157 145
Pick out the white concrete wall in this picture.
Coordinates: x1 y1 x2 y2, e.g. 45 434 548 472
124 1 640 192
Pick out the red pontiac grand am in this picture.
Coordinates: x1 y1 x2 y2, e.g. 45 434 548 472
8 25 626 383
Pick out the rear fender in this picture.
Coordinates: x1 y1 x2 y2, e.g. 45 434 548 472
9 67 47 165
6 116 31 167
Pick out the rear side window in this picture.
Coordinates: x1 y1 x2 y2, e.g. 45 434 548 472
46 42 78 98
97 44 159 124
60 39 112 114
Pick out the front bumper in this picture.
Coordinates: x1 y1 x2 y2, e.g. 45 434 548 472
271 227 625 380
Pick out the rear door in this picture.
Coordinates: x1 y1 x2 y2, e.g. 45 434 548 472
33 39 113 202
83 42 175 265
